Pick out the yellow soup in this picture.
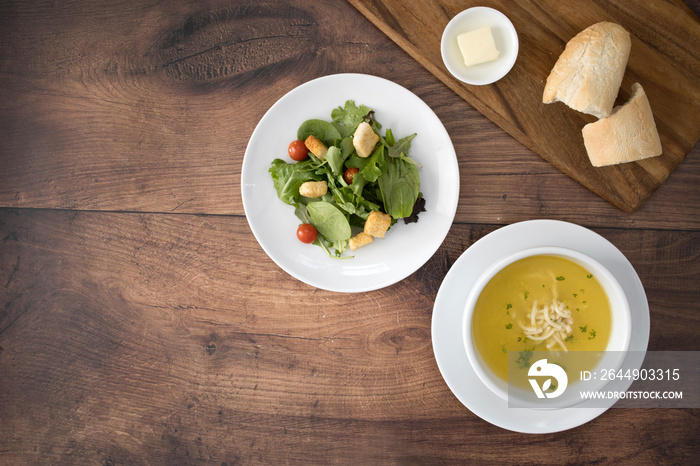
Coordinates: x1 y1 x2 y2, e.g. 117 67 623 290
472 255 611 383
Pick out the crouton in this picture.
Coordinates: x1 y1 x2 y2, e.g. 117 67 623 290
364 211 391 238
348 232 374 251
353 121 379 158
304 135 328 159
299 180 327 198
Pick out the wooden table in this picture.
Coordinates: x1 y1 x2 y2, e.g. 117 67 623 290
1 0 698 463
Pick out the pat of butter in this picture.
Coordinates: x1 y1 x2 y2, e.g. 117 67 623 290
457 26 500 66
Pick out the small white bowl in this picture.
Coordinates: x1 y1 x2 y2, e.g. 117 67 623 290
462 246 632 404
441 7 519 85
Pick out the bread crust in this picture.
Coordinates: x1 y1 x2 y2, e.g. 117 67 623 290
543 22 631 118
299 180 328 198
304 135 328 159
353 121 379 158
582 83 662 167
364 211 391 238
348 232 374 251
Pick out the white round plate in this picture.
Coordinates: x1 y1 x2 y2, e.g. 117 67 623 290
441 7 519 85
431 220 650 433
242 73 459 292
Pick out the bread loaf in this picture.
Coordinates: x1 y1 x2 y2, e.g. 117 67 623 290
582 83 662 167
543 22 631 119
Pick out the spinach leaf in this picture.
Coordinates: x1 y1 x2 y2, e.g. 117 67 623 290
325 145 346 177
339 136 355 159
269 158 321 205
378 155 420 219
295 204 338 258
297 119 342 146
306 201 351 241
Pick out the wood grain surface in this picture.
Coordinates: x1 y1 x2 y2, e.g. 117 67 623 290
1 0 699 464
347 0 700 212
2 209 698 464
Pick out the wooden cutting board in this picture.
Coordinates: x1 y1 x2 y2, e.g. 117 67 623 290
347 0 700 212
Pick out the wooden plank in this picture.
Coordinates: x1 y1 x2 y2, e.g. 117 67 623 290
347 0 700 211
1 208 698 463
0 1 313 215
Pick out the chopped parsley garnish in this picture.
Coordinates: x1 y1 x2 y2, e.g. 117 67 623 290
579 325 588 333
589 329 597 340
516 351 533 369
505 323 513 330
556 276 565 281
501 344 507 353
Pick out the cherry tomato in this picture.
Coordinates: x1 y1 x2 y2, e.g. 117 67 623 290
343 167 359 184
288 140 309 161
296 223 317 244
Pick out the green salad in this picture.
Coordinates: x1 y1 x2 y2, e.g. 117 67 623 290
269 100 425 258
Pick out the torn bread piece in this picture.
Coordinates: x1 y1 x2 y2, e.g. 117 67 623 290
364 211 391 238
299 180 328 198
353 121 379 158
582 83 662 167
543 22 631 118
348 232 374 251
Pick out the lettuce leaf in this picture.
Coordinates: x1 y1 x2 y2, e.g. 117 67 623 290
358 144 385 183
377 154 420 219
331 100 379 138
388 133 416 158
269 158 322 205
